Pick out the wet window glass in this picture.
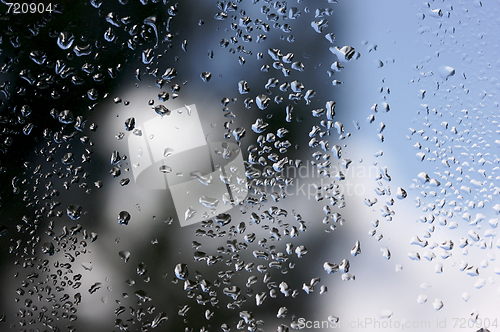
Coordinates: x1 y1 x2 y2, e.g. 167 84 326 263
0 0 499 331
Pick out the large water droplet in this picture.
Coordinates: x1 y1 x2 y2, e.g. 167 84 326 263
199 196 219 208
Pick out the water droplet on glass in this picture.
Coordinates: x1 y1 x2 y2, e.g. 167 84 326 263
277 306 288 318
232 127 246 141
295 245 307 258
153 105 171 117
324 262 339 274
311 19 328 33
199 196 219 208
41 242 55 255
438 65 455 79
67 204 82 220
118 211 131 225
255 292 267 306
252 119 269 133
190 171 212 185
432 299 444 311
379 310 393 319
81 262 93 271
174 263 188 280
238 80 250 94
137 262 147 275
162 68 177 80
330 45 356 62
256 95 271 110
381 247 391 260
159 165 172 174
119 250 131 262
151 312 168 328
351 241 361 256
125 117 135 131
396 187 407 199
57 32 75 50
111 151 121 164
215 213 231 226
185 207 196 221
417 294 428 304
200 71 212 82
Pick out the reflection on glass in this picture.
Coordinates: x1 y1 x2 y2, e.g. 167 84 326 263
0 1 499 332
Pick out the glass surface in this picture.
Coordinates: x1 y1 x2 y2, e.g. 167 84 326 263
0 0 499 331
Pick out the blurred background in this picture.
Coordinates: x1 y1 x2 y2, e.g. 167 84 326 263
0 0 499 331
